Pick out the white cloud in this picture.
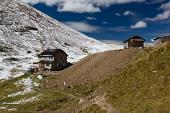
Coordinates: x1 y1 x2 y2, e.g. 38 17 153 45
115 10 135 17
123 10 135 16
65 21 99 32
21 0 59 6
115 13 121 16
86 17 97 20
160 1 170 10
145 10 170 21
57 2 101 13
131 21 147 29
146 0 167 4
21 0 145 13
103 21 109 24
91 0 145 6
145 1 170 21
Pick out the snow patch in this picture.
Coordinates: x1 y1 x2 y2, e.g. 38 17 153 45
0 106 16 111
3 94 41 105
37 75 43 80
0 106 7 110
7 77 34 98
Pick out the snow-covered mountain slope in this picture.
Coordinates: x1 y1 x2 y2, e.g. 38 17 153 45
101 40 124 49
0 0 119 79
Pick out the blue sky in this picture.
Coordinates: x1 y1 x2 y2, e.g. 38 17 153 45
22 0 170 42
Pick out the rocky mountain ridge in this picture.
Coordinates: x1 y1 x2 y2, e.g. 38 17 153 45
0 0 120 79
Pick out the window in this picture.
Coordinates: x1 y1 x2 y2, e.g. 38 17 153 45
46 63 51 66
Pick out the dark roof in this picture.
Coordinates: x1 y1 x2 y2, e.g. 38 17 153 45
123 35 145 43
38 49 68 57
152 35 170 41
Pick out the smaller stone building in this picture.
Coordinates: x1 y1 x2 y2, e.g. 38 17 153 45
152 35 170 45
123 36 145 49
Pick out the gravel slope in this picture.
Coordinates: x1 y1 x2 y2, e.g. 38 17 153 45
46 48 143 88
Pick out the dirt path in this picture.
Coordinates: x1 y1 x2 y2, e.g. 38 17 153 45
78 95 117 113
46 48 143 88
93 95 117 113
54 90 78 99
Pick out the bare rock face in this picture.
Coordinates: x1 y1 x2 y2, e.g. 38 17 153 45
0 0 112 79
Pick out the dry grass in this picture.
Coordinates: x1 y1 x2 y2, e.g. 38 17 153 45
103 43 170 113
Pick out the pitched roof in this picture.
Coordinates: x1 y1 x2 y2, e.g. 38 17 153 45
38 49 68 57
152 35 170 41
123 35 145 43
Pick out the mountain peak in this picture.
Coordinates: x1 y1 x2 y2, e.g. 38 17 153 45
0 0 117 79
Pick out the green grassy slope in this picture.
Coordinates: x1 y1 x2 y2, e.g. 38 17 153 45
0 74 40 113
1 43 170 113
104 43 170 113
